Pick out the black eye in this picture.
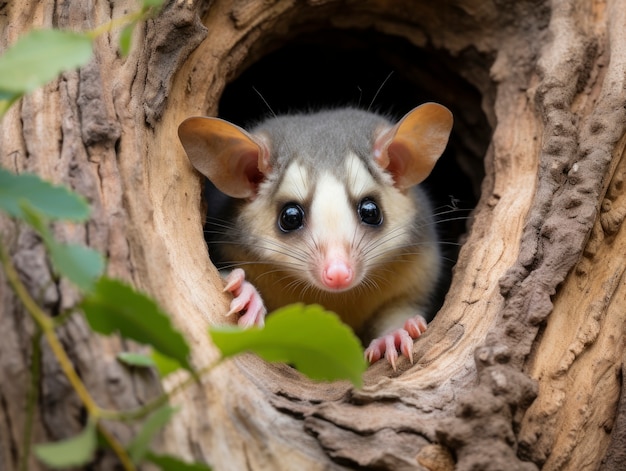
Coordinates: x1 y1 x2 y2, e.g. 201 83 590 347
278 203 305 232
358 198 383 226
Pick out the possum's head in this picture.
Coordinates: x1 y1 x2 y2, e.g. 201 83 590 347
178 104 452 293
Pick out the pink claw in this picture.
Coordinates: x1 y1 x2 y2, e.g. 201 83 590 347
364 314 428 370
223 269 267 328
404 315 428 338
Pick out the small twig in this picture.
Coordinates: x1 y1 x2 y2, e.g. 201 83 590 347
0 241 134 470
0 243 93 409
52 307 76 327
20 327 42 471
100 361 221 422
97 423 136 471
86 6 156 40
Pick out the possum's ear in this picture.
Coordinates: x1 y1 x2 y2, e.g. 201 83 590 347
178 117 271 199
373 103 453 190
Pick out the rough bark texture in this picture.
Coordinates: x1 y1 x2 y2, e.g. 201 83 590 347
1 0 626 470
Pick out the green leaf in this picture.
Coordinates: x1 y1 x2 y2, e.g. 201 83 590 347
128 405 178 463
48 242 105 292
146 452 213 471
81 278 192 372
117 350 182 378
117 351 156 368
119 24 134 56
143 0 165 7
0 167 90 221
209 304 367 388
151 350 182 377
34 419 97 468
0 90 18 101
0 29 92 94
20 203 105 292
0 90 21 117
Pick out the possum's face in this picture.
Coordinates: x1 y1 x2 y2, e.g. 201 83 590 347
238 152 420 293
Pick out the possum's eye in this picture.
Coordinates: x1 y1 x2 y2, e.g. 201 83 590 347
278 203 305 232
358 198 383 226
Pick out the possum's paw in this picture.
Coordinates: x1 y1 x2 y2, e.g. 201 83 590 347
364 314 428 370
223 268 267 328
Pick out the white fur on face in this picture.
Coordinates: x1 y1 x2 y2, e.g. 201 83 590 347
343 151 383 197
304 154 383 289
275 161 310 202
247 153 418 292
307 153 379 247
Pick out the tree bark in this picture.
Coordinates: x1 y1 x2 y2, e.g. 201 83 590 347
1 0 626 470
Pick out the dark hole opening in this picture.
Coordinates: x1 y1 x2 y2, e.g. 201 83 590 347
213 28 492 318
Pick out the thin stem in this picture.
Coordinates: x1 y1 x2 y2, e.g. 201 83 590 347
97 423 136 471
0 245 88 404
20 327 42 471
100 361 221 422
42 330 98 410
0 241 133 470
52 307 75 327
86 8 149 40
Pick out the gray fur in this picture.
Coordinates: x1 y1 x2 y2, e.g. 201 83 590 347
249 108 436 246
251 108 391 184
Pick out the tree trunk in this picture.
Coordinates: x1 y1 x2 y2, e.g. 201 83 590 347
1 0 626 470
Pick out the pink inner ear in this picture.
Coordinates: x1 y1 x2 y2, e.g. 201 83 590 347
254 135 272 175
385 141 409 182
373 127 393 169
242 152 264 186
229 146 264 197
374 129 411 187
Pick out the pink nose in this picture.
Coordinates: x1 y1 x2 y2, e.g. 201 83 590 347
322 261 354 290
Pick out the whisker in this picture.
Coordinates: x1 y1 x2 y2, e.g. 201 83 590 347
215 260 302 273
368 71 394 112
430 215 473 226
252 86 277 119
431 208 473 219
207 239 311 266
204 224 313 264
358 225 412 254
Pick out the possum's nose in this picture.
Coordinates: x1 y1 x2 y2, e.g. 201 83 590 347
322 260 354 290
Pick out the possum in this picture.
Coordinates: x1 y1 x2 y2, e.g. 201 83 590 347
178 103 453 369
